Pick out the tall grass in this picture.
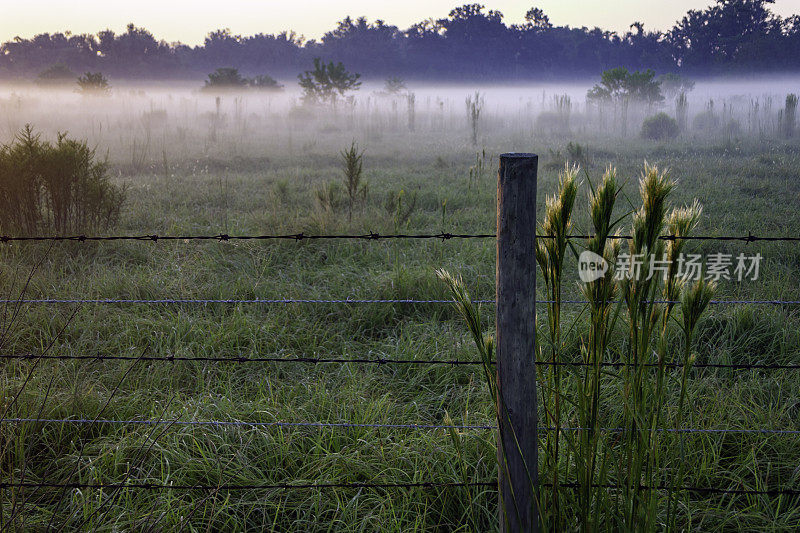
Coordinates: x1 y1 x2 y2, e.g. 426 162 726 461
441 162 716 531
465 92 484 146
0 125 124 235
341 141 366 223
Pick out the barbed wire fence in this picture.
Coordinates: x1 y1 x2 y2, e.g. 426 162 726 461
2 166 800 527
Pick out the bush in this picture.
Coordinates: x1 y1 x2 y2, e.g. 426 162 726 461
0 126 125 235
692 110 720 131
77 72 111 96
641 113 679 140
203 67 248 91
35 64 76 87
249 74 283 91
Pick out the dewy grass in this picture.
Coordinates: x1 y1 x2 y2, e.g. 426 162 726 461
535 165 577 530
2 86 800 529
576 166 621 532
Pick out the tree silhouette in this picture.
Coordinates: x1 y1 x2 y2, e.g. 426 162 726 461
35 64 75 86
76 72 111 95
298 58 361 105
203 67 248 90
0 1 798 80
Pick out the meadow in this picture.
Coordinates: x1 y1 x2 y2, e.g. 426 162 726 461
1 80 800 530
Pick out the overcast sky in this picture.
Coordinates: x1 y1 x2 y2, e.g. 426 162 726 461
2 0 798 45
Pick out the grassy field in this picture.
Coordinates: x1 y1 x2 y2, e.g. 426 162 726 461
1 85 800 530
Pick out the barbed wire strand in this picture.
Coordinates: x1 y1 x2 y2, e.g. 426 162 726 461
2 298 799 305
2 232 799 243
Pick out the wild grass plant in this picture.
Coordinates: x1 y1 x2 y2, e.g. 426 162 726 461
0 126 124 235
465 92 484 146
441 163 719 531
341 141 366 222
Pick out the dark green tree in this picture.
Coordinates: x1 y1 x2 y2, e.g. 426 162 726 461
384 76 407 94
35 64 76 87
298 58 361 105
76 72 111 95
587 67 663 105
249 74 283 91
203 67 248 90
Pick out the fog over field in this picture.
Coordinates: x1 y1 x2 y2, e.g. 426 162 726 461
2 76 798 164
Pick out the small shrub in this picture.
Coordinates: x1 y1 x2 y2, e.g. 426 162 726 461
249 74 283 91
203 67 248 91
722 119 741 137
384 77 407 95
692 110 720 131
76 72 111 96
566 141 590 166
340 141 367 222
0 125 125 234
384 189 417 229
35 64 76 87
641 113 679 140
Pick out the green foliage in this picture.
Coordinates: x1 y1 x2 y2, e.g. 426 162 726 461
692 109 720 131
657 72 695 98
0 125 124 234
641 112 679 140
298 58 361 105
249 74 283 91
202 68 283 92
442 163 715 530
35 64 76 87
384 188 417 229
566 141 589 166
203 67 248 90
340 141 366 222
384 76 407 94
587 67 664 105
76 72 111 96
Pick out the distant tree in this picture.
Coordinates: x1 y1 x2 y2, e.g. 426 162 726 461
657 73 695 99
298 58 361 105
625 69 664 105
587 67 663 105
668 0 784 71
249 74 283 91
35 64 76 87
524 7 552 30
76 72 111 96
586 67 629 102
203 67 248 91
384 76 407 94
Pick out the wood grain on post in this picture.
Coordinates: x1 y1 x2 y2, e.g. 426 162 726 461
496 153 539 532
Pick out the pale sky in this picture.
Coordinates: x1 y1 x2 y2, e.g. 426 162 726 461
2 0 798 45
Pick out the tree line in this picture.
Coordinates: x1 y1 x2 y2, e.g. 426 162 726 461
2 1 798 81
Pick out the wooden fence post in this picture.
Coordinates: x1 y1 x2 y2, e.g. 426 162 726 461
496 153 539 532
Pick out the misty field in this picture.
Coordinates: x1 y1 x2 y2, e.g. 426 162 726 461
2 82 800 530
